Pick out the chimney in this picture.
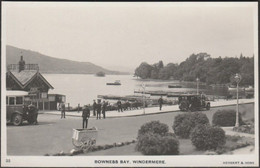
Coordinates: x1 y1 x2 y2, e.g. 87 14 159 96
19 55 25 72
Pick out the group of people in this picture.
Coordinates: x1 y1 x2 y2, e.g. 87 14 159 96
59 97 165 129
81 99 108 129
92 99 108 120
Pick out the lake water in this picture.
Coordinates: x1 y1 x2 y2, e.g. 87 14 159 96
43 74 230 107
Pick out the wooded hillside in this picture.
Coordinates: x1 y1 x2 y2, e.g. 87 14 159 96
134 53 254 86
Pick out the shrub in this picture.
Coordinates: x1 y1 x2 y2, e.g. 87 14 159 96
226 135 241 142
191 124 226 150
136 132 179 155
172 113 209 138
137 120 169 138
233 125 255 134
212 110 244 126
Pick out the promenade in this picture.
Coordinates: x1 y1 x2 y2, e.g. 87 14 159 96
43 98 254 118
7 99 254 156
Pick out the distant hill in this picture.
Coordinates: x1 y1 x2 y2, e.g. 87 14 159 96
6 45 128 75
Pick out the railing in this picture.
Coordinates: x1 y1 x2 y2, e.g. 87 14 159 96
7 64 39 71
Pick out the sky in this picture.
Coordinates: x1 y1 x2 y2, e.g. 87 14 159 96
3 2 257 71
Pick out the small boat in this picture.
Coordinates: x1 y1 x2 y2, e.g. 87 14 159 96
149 91 168 96
106 80 121 85
168 85 182 88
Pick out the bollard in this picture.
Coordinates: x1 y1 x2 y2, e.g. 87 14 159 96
78 104 80 113
68 103 70 111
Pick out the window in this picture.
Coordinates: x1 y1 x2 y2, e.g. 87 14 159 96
41 92 47 99
48 95 55 101
16 96 23 105
62 96 66 102
6 97 8 105
9 97 15 105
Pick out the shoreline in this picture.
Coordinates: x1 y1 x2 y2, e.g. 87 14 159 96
42 98 255 118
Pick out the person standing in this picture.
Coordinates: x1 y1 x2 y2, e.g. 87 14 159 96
96 100 102 120
117 100 123 112
158 96 163 110
92 100 97 116
102 101 107 119
61 102 66 119
82 105 90 129
28 103 38 124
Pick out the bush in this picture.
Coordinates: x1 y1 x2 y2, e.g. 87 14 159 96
212 110 244 126
191 124 226 150
136 132 179 155
233 125 254 134
137 120 169 138
226 135 241 142
173 113 209 138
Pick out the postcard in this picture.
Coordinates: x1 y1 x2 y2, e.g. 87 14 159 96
1 1 258 167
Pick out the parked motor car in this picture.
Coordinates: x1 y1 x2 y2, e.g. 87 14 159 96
6 90 38 126
178 94 210 111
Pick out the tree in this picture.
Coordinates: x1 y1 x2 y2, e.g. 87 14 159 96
135 62 154 79
134 53 254 86
158 61 164 69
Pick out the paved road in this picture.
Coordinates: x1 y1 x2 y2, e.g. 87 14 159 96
6 103 254 156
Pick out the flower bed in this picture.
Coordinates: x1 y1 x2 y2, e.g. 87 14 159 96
45 139 137 156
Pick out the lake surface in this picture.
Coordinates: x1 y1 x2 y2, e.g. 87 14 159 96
43 74 230 107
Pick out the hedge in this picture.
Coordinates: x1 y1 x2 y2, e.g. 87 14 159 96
233 125 254 134
136 132 179 155
136 120 179 155
172 112 209 138
191 124 226 150
137 120 169 138
212 110 244 126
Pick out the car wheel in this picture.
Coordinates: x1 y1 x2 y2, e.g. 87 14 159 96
13 114 23 126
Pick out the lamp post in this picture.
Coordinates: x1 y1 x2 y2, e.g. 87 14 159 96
234 73 242 127
142 83 146 115
196 77 199 95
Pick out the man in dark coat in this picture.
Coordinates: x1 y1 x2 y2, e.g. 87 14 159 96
92 100 97 116
28 103 38 124
96 100 102 120
117 100 123 112
61 103 66 119
158 96 163 110
102 101 107 119
82 105 90 129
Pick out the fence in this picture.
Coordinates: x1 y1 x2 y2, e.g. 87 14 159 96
7 64 39 71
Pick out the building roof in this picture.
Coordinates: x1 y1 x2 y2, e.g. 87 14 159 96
7 70 54 89
11 70 38 85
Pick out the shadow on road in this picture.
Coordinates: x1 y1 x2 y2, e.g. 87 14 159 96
7 122 55 127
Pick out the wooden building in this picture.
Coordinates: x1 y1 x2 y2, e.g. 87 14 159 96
6 55 65 110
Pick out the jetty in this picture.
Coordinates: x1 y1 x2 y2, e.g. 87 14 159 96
168 85 182 88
